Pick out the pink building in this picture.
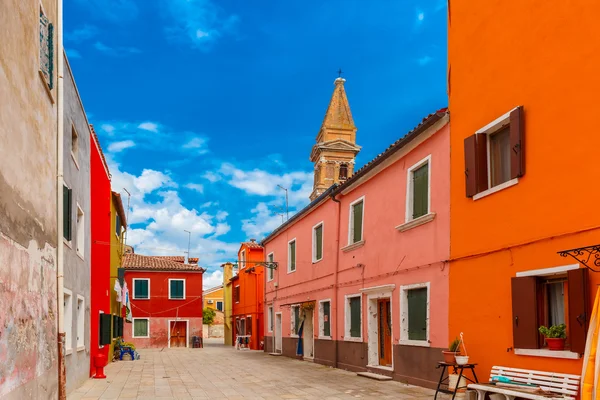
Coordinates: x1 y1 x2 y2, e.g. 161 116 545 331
263 100 449 387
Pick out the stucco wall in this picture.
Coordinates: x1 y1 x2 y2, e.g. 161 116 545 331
0 0 59 398
62 55 92 393
123 317 203 349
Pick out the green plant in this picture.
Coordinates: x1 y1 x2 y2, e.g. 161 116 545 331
449 337 461 352
121 341 136 350
538 324 567 339
203 307 216 325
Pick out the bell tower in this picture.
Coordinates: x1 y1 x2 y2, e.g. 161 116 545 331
309 77 361 201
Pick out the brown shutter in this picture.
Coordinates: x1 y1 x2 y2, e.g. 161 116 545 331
568 268 589 354
511 276 539 349
475 133 488 193
464 134 477 197
509 106 525 179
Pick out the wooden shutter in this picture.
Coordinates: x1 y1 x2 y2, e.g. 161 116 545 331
118 317 124 337
323 301 330 337
352 201 363 243
112 315 118 338
464 135 478 197
315 225 323 260
511 277 539 349
475 133 488 192
350 297 361 337
412 164 429 218
568 268 589 354
290 242 296 270
63 186 72 240
509 106 525 179
99 313 112 345
407 288 428 340
116 215 121 236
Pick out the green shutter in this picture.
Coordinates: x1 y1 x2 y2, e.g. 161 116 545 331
315 225 323 260
323 301 330 337
171 280 184 299
407 288 427 341
134 319 148 337
99 314 112 345
112 315 118 338
352 201 363 243
135 280 148 299
290 241 296 271
268 254 274 280
350 297 361 338
412 164 429 219
63 186 72 240
48 23 54 89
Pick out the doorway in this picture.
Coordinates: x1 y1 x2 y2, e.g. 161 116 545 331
303 308 314 360
275 312 282 353
377 299 392 366
169 321 188 348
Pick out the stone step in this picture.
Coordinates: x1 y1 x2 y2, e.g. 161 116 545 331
357 372 393 381
268 352 282 356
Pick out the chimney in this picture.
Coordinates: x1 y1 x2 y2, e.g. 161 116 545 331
250 238 256 243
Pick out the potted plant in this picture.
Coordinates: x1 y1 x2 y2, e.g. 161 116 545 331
539 324 567 351
442 337 460 363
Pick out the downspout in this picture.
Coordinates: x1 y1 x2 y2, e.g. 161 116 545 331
330 190 341 369
56 0 66 397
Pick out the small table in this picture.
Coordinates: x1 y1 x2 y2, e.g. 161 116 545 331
434 362 479 400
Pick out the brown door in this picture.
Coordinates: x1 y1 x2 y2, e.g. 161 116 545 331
170 321 187 348
378 299 392 366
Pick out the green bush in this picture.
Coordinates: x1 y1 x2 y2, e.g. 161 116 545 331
203 307 216 326
538 324 567 339
449 337 461 352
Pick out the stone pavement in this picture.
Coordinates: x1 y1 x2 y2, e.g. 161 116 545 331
69 339 450 399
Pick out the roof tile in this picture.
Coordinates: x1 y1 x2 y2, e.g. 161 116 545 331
123 253 204 272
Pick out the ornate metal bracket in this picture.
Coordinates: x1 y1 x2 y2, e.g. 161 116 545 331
557 244 600 272
234 260 278 270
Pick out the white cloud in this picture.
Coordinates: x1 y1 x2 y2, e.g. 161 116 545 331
417 10 425 23
241 202 285 240
138 122 159 132
213 223 230 237
216 211 228 221
66 25 98 43
203 269 223 290
203 171 221 183
185 183 204 193
183 137 208 150
94 41 141 56
108 140 135 153
101 124 115 134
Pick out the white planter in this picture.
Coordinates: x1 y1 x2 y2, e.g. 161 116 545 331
448 373 467 392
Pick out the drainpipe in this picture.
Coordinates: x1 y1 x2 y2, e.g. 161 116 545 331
56 0 66 396
330 190 341 368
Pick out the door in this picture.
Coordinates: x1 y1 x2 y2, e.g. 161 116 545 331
275 313 282 353
170 321 187 348
303 309 314 359
377 299 392 366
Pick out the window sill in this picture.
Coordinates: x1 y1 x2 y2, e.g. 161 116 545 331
473 178 519 201
514 348 580 359
291 334 299 338
133 297 150 300
76 251 84 261
341 240 365 253
343 336 363 343
77 346 85 352
169 298 186 301
318 336 332 341
287 269 296 274
312 258 323 264
399 339 431 348
39 70 55 103
66 348 73 355
395 213 436 232
71 152 80 170
63 238 72 249
132 336 149 339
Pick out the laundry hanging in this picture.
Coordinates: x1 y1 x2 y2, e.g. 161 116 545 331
114 279 122 303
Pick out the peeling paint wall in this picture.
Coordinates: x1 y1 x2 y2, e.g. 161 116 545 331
0 0 59 398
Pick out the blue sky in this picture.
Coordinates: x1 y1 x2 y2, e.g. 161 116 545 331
65 0 447 288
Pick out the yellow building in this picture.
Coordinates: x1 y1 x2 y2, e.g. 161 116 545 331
109 192 127 358
203 285 224 311
221 263 234 346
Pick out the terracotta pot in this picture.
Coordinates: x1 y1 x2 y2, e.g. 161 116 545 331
546 338 566 351
442 350 457 364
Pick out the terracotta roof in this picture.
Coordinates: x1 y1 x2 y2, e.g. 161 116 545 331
242 240 263 249
90 125 111 178
203 285 223 295
151 256 199 264
123 253 204 272
111 192 128 229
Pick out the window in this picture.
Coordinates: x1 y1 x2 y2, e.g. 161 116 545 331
406 156 431 221
267 252 274 281
240 318 246 335
345 295 362 340
133 279 150 299
464 106 524 198
63 185 72 241
268 306 274 332
112 315 119 339
339 163 348 181
288 239 296 273
76 205 84 258
216 301 223 312
169 279 185 300
312 223 324 262
71 124 79 165
115 214 122 237
39 7 54 89
240 250 246 269
234 285 240 303
319 300 331 338
511 266 588 355
400 283 430 346
132 318 149 338
291 305 301 336
348 197 364 245
64 289 73 352
99 313 111 346
76 296 84 350
247 316 252 336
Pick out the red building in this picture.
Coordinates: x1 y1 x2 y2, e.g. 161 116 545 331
231 240 265 350
122 253 205 348
89 127 111 375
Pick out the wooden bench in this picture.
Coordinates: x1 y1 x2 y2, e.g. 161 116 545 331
468 366 580 399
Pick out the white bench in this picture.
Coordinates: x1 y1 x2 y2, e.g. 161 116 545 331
468 366 580 399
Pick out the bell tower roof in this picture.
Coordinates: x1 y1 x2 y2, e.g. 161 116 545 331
320 78 356 132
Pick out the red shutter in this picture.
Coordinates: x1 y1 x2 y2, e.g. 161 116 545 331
509 106 525 179
511 276 539 349
475 133 489 193
464 134 477 197
568 268 589 354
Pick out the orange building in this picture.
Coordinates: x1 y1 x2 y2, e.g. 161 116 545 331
448 1 600 379
230 240 265 350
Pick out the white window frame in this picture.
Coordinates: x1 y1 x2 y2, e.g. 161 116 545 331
75 204 85 259
71 122 80 169
76 295 85 351
344 294 362 342
312 222 324 263
235 285 240 304
132 278 150 300
290 304 300 338
405 155 432 223
64 288 73 354
347 196 365 246
216 300 224 311
318 299 332 339
287 238 297 273
132 318 150 338
267 306 274 332
400 282 430 347
168 278 186 300
240 249 246 269
267 252 274 281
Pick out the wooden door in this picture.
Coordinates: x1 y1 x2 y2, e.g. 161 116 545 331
170 321 187 348
377 299 392 366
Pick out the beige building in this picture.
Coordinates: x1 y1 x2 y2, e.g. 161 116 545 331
203 285 224 312
0 0 60 399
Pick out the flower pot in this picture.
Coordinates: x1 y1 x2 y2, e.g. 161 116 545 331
546 338 566 351
442 351 457 364
455 355 469 365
